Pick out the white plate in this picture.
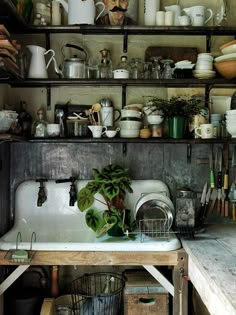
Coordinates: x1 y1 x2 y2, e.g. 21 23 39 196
193 72 216 79
221 44 236 55
210 96 232 115
215 53 236 63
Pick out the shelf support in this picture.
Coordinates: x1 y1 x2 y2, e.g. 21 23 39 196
122 143 127 156
46 87 51 111
206 34 211 53
45 33 50 51
0 265 30 295
187 144 192 164
122 84 126 108
123 31 128 53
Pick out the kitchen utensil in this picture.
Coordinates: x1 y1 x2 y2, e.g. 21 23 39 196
88 125 106 138
209 150 215 189
164 5 181 26
208 188 218 213
60 43 87 79
196 182 207 225
55 108 65 137
223 143 229 216
56 0 105 25
216 147 223 213
182 6 213 26
229 145 236 220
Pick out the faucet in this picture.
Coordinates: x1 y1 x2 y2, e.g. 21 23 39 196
55 177 78 206
36 179 48 207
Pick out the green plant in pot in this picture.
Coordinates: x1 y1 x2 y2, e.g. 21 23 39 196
146 96 202 138
77 164 135 237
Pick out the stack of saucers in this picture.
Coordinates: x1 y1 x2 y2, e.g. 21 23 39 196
193 53 216 79
226 110 236 138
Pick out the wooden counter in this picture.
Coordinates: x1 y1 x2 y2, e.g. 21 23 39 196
182 224 236 315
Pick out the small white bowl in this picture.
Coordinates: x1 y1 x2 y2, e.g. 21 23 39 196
47 124 60 137
105 128 120 138
121 109 142 119
147 114 164 125
113 69 129 79
226 124 236 137
226 109 236 115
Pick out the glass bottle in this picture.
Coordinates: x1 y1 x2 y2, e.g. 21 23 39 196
129 58 143 79
117 56 130 71
32 108 48 137
161 59 174 79
99 49 113 79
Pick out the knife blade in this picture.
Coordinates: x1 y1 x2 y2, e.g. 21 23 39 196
203 187 211 219
196 182 208 228
209 150 215 189
217 147 222 213
223 143 229 216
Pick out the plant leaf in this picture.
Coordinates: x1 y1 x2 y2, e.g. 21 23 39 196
77 187 94 211
103 184 119 201
85 209 101 232
96 221 116 238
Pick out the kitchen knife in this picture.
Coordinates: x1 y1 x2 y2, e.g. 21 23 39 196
203 187 211 219
197 182 208 225
223 143 229 216
217 148 222 213
209 150 215 189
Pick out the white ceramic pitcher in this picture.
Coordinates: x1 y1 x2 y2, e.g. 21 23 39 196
27 45 58 79
56 0 105 25
182 6 213 26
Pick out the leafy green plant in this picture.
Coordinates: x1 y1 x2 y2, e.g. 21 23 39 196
77 164 135 237
144 95 202 119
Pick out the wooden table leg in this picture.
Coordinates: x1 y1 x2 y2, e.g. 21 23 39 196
173 250 188 315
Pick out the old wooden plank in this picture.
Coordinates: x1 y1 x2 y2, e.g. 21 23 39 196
0 250 180 266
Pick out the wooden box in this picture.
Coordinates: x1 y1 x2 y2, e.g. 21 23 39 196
124 270 169 315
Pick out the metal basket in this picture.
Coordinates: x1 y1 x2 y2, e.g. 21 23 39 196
70 272 125 315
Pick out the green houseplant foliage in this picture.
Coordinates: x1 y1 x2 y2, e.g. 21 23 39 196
77 164 135 237
145 95 202 138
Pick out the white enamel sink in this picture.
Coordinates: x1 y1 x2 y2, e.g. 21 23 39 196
0 180 181 251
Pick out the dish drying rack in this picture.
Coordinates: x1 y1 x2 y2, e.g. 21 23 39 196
126 219 194 241
4 231 36 263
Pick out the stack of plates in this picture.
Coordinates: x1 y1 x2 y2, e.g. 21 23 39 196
193 70 216 79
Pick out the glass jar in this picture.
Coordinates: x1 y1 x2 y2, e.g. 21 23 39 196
99 49 113 79
129 58 143 79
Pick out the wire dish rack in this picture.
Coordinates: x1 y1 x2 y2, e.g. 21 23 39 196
138 218 174 242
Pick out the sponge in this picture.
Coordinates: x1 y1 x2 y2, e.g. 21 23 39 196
12 249 28 260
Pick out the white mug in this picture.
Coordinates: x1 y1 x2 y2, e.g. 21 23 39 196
195 124 213 139
178 15 190 26
105 128 120 138
156 11 165 26
165 11 174 26
164 5 181 26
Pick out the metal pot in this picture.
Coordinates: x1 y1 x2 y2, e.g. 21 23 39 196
60 43 87 79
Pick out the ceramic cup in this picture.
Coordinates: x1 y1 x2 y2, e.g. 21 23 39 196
165 11 174 26
105 127 120 138
88 125 106 138
156 11 165 26
195 123 213 139
178 15 191 26
47 123 60 137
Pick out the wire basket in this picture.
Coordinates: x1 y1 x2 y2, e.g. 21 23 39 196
70 272 125 315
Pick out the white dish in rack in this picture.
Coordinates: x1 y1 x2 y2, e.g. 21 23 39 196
215 53 236 63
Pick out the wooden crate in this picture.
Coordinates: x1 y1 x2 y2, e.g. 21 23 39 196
124 270 169 315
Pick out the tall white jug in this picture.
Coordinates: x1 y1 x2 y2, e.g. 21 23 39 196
144 0 160 26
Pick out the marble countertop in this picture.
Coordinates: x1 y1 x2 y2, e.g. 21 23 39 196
182 224 236 315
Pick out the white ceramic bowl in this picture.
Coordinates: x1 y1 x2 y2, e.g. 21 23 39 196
47 124 60 137
226 109 236 115
121 109 142 119
147 114 164 125
226 124 236 137
119 120 142 130
120 128 140 138
221 44 236 55
124 104 144 110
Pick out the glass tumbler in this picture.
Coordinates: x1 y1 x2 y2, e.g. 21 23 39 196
161 59 174 79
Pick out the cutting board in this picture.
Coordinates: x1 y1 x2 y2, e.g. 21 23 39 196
145 46 198 63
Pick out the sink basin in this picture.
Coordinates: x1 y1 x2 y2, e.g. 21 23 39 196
0 180 181 252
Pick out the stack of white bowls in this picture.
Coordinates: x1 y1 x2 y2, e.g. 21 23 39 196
226 110 236 138
193 53 216 79
119 109 142 138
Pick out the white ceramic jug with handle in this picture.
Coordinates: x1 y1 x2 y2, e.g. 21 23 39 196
182 6 213 26
56 0 105 25
27 45 57 79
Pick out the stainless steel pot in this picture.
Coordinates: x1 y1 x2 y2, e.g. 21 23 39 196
61 43 87 79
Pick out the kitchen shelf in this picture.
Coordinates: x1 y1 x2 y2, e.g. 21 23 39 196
27 137 234 144
18 25 236 36
6 78 236 88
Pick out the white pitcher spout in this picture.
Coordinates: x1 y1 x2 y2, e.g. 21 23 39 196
56 0 68 13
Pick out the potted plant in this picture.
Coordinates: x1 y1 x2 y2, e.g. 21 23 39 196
77 164 135 237
145 96 202 138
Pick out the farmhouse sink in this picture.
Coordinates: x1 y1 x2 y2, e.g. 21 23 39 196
0 180 181 252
